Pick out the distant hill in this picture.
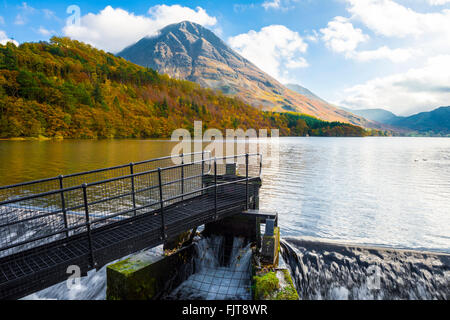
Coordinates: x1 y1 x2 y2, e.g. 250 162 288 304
118 21 373 127
392 107 450 135
341 107 400 124
344 106 450 135
0 37 371 138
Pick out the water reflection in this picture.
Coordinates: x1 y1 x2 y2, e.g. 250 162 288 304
1 137 449 253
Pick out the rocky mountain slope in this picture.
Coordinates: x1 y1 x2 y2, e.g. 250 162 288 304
118 21 372 127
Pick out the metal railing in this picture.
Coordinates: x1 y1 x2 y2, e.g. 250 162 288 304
0 152 262 264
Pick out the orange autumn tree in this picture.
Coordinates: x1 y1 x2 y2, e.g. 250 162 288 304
0 37 371 139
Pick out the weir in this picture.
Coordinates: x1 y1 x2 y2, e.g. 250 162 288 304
0 151 274 300
105 172 299 300
106 211 299 300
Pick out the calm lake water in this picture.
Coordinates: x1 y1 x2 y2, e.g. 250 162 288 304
1 137 449 253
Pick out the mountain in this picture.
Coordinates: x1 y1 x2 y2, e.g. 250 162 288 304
391 107 450 135
285 83 330 105
0 37 370 138
341 107 400 124
118 21 372 127
344 106 450 135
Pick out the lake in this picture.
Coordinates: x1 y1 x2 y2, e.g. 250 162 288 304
1 137 449 253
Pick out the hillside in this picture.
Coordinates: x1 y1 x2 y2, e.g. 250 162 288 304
285 83 330 105
391 107 450 135
0 37 370 139
344 106 450 136
342 107 400 124
118 21 372 127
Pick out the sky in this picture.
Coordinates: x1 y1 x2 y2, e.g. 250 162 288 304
1 0 450 116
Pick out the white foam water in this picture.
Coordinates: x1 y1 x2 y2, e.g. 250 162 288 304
281 237 450 300
21 245 164 300
168 236 253 300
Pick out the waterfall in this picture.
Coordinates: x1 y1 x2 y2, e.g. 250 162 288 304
168 235 253 300
280 237 450 300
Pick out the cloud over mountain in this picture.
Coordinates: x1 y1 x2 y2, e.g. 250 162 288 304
228 25 308 83
63 5 217 53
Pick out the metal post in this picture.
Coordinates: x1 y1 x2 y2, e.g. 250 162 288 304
202 151 205 176
245 153 249 209
214 159 217 219
59 175 69 238
181 154 184 201
130 163 136 216
158 168 166 240
201 151 205 196
82 184 95 268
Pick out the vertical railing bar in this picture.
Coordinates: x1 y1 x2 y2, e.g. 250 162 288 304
82 183 95 268
130 163 137 217
201 151 205 196
202 151 205 176
59 175 69 238
246 153 249 210
214 159 217 219
158 168 166 240
181 154 184 201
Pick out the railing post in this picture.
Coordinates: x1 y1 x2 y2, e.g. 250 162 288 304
82 184 95 268
245 153 249 210
58 175 69 238
158 168 166 240
202 151 207 196
202 151 205 176
181 154 184 201
214 159 217 219
130 163 136 216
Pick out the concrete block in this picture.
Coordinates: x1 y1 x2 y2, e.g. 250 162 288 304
261 227 280 266
106 245 194 300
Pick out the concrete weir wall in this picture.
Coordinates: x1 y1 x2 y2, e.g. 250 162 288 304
106 170 299 300
106 245 195 300
106 213 299 300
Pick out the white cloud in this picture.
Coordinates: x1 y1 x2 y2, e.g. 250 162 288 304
14 2 36 25
428 0 450 5
319 0 450 113
38 26 53 36
63 5 217 53
346 0 450 39
262 0 301 11
340 55 450 115
262 0 283 10
351 46 418 63
147 5 217 27
228 25 308 83
0 30 18 46
42 9 58 21
320 16 369 54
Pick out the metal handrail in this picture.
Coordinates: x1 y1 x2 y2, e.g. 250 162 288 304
0 150 211 190
0 153 262 258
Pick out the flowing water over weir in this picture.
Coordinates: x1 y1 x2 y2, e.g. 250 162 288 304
281 237 450 300
22 235 253 300
21 235 450 300
168 236 253 300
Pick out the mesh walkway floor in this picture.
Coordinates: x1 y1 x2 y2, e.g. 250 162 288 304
0 187 249 300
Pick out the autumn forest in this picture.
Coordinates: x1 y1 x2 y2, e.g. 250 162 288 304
0 37 374 139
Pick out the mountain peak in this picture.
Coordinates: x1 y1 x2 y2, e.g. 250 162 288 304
118 23 374 127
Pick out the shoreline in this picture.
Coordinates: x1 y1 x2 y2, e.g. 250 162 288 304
1 135 449 141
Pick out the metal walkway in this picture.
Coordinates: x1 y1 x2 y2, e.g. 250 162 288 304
0 152 262 300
